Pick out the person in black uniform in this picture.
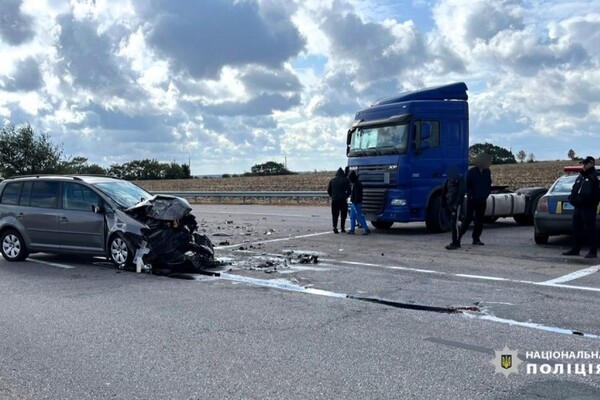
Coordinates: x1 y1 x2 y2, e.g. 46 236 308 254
327 167 351 233
443 166 466 250
459 153 492 246
562 156 600 259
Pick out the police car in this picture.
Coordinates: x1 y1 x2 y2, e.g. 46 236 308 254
534 166 600 244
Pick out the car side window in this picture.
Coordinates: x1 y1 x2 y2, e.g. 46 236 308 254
30 181 59 208
62 183 101 212
1 182 22 205
19 181 33 206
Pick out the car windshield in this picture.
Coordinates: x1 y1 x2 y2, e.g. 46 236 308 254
349 123 408 157
550 174 577 194
93 180 153 209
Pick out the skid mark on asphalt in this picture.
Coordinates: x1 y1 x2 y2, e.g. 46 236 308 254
192 272 600 339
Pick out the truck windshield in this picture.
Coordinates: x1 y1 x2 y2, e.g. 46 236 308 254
348 124 409 157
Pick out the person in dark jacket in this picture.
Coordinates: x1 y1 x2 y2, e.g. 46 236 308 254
459 153 492 245
327 167 351 233
347 170 370 235
442 165 466 250
562 156 600 258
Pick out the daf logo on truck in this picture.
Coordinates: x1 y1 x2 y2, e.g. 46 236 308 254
345 82 545 232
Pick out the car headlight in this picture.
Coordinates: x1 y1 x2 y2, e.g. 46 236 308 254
391 198 407 206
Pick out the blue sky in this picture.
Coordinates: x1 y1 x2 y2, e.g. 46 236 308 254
0 0 599 174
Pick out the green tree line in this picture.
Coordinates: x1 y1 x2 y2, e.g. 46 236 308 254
0 124 191 180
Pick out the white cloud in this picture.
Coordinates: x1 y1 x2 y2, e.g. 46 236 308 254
0 0 598 173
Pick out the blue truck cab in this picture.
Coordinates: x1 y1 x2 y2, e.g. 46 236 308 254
346 82 469 232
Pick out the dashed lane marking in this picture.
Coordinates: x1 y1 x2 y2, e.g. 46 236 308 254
28 259 75 269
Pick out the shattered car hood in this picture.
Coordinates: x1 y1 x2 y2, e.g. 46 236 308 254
126 195 192 220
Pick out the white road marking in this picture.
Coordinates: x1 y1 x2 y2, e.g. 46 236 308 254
464 312 600 339
540 264 600 285
219 245 600 293
196 210 325 218
215 231 332 250
28 259 75 269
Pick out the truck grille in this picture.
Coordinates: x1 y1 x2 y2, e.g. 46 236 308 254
355 164 397 186
362 188 387 215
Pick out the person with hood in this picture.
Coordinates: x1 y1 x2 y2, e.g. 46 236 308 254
347 170 371 235
327 167 351 233
562 156 600 259
459 153 492 246
442 165 466 250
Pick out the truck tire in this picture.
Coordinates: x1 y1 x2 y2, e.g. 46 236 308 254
371 221 394 230
534 232 549 245
426 193 451 233
514 192 543 226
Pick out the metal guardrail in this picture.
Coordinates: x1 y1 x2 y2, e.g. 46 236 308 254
153 191 329 203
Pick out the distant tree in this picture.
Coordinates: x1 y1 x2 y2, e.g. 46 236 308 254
59 156 107 175
250 161 294 176
527 153 536 163
0 124 63 177
181 164 191 179
517 150 527 163
469 143 516 165
567 149 576 160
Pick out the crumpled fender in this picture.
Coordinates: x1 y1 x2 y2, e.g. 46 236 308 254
106 208 149 239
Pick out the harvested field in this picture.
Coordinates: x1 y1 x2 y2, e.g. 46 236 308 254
136 160 577 204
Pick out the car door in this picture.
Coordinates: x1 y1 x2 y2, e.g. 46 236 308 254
58 182 105 254
19 180 60 251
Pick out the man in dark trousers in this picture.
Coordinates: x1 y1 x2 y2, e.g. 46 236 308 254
442 166 466 250
459 153 492 245
327 167 351 233
562 156 600 259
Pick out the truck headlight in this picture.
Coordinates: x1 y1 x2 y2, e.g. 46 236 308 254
391 198 407 206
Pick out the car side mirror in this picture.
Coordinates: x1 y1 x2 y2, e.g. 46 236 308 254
92 204 104 214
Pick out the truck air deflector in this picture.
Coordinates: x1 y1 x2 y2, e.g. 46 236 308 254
372 82 468 106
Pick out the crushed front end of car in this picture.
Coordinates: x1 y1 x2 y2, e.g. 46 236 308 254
109 195 218 275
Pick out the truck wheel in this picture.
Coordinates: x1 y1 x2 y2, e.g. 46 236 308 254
371 221 393 230
426 193 450 233
1 229 29 261
534 232 549 245
514 193 543 226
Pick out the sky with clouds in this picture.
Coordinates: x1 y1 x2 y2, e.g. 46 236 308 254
0 0 598 175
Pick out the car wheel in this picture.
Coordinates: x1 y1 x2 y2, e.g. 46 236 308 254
534 232 549 245
109 234 133 269
1 229 29 261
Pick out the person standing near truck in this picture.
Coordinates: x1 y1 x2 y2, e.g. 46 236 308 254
443 166 466 250
562 156 600 259
327 167 351 234
347 170 371 235
459 153 492 246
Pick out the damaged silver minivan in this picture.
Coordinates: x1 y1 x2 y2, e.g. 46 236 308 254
0 175 215 274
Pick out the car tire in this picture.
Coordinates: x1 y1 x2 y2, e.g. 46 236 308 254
108 234 133 269
1 229 29 262
534 232 549 245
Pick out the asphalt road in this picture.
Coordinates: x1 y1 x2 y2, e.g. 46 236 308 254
1 204 600 399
